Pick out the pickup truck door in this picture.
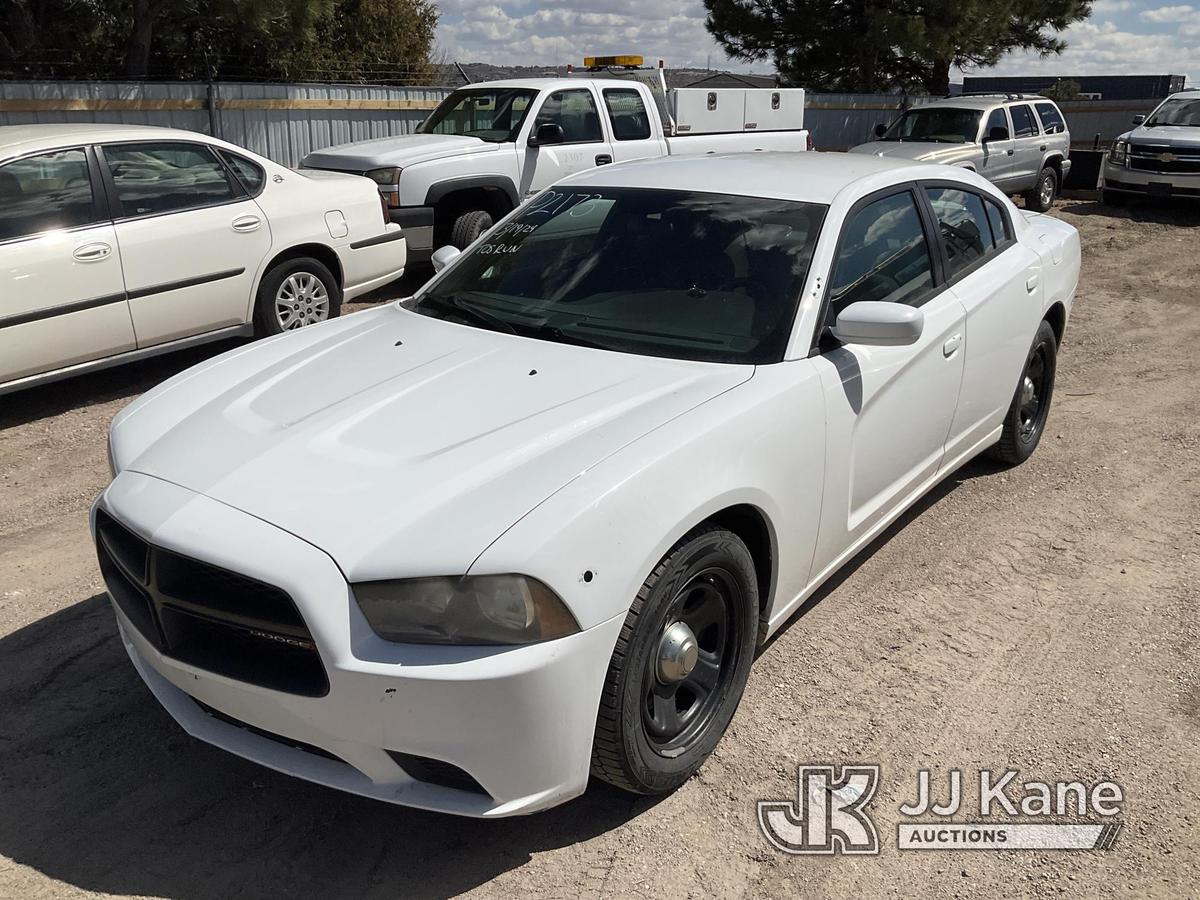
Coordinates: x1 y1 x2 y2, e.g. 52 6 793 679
0 146 135 388
600 85 668 164
519 86 615 197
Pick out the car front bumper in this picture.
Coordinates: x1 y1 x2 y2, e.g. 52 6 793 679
1102 162 1200 198
92 470 624 817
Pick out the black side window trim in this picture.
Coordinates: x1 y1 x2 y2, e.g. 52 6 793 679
809 182 947 355
1009 103 1040 138
0 144 110 246
919 180 1016 287
97 140 249 223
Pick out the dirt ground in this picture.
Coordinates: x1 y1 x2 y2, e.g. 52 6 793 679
1 198 1198 900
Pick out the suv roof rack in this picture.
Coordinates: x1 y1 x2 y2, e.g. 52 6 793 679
952 92 1049 101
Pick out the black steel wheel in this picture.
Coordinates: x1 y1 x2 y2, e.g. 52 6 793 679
991 319 1058 465
592 524 758 794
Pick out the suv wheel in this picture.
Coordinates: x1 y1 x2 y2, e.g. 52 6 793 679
1026 166 1058 213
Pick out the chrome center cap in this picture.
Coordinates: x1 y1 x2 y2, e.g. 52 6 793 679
657 621 699 684
1020 375 1035 408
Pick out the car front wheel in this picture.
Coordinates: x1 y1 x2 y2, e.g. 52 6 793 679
991 319 1058 465
591 524 758 794
255 257 341 336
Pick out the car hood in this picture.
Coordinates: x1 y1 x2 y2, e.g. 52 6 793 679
1123 125 1200 146
114 305 752 581
850 140 978 165
301 133 499 171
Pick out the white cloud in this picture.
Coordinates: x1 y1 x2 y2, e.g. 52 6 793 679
1140 4 1195 22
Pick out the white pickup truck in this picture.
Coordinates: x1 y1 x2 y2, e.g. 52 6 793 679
301 69 810 259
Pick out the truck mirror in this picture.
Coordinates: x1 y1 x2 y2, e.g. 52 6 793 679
985 125 1009 143
1132 114 1146 126
874 123 887 138
529 123 565 147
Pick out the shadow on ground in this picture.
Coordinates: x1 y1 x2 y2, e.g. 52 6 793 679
1059 197 1200 227
0 594 651 899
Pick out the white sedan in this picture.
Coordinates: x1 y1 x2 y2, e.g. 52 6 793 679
93 152 1080 816
0 124 407 395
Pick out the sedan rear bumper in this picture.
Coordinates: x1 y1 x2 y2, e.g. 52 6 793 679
93 471 623 816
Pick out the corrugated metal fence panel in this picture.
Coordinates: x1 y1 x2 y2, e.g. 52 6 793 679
0 81 451 166
0 82 1162 161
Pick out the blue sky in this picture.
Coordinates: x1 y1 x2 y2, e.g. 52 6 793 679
436 0 1197 84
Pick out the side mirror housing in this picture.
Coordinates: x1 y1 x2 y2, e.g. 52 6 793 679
430 245 461 273
528 123 565 147
831 301 924 346
874 123 888 138
1132 114 1146 126
984 125 1010 143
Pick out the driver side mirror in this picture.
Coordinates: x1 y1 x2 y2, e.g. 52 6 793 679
1132 114 1146 126
528 123 564 147
431 245 461 273
831 301 924 346
874 123 888 138
984 125 1010 143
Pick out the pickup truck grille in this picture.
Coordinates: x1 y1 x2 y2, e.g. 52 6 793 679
96 510 329 697
1129 144 1200 175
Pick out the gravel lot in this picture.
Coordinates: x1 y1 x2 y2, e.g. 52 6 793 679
1 199 1197 899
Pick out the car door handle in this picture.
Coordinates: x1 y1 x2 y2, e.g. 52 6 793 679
1006 149 1015 156
1026 274 1041 293
72 241 112 262
232 215 262 232
595 154 613 166
1040 145 1047 151
943 333 962 358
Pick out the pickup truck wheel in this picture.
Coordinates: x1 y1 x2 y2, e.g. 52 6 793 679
1025 167 1058 213
450 209 493 249
591 524 757 795
255 257 341 336
990 320 1057 466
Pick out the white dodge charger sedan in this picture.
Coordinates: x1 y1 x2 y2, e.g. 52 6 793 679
0 124 407 396
93 153 1080 817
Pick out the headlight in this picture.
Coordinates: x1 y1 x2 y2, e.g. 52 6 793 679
353 575 580 645
363 166 401 186
1110 140 1129 166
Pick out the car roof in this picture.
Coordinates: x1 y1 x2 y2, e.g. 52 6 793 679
557 151 971 205
0 123 205 158
451 78 637 91
917 96 1051 112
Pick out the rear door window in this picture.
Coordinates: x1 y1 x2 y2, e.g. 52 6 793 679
1009 104 1039 138
0 148 101 242
219 151 265 195
925 186 993 277
104 142 239 217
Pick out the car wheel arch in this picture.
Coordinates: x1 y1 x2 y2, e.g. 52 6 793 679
1044 301 1067 346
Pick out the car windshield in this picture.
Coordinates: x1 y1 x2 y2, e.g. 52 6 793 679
409 188 827 364
1146 97 1200 127
418 88 538 143
882 107 982 143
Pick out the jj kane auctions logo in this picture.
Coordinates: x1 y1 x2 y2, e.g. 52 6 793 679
758 765 1125 855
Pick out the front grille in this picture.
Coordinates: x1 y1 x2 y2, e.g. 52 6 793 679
1129 145 1200 174
96 510 329 697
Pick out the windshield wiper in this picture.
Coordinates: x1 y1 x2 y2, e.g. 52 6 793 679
418 293 519 335
521 322 612 350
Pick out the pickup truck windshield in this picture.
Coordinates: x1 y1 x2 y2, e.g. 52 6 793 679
410 188 827 364
419 88 538 143
882 107 982 143
1146 98 1200 127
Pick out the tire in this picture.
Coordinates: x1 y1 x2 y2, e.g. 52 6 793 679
1101 188 1129 207
990 319 1058 466
591 524 758 795
450 209 493 249
255 257 341 336
1025 166 1058 213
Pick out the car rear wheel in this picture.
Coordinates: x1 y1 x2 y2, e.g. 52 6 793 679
1025 166 1058 213
450 209 493 249
990 319 1057 466
255 257 341 336
591 524 758 795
